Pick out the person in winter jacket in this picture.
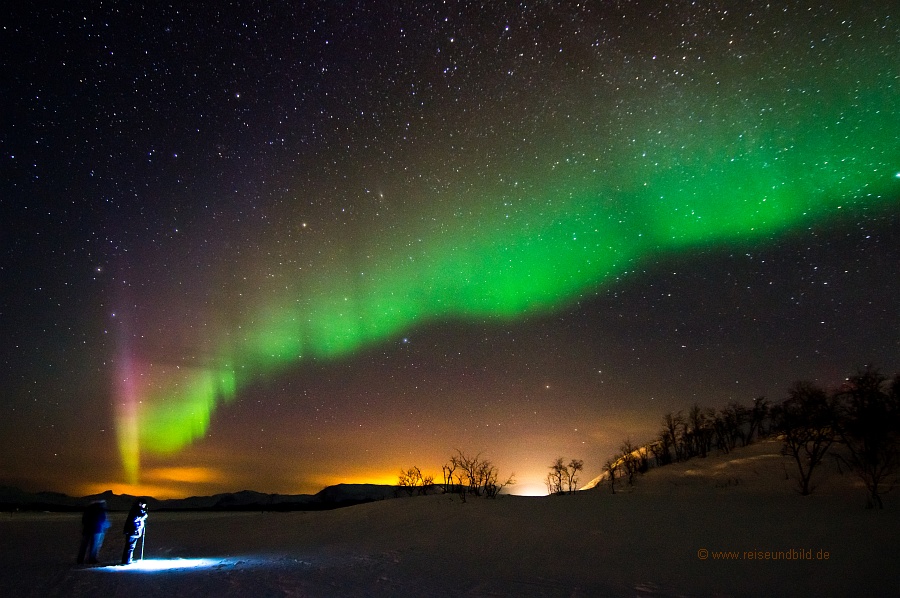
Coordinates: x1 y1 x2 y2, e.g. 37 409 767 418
77 499 111 564
121 499 148 565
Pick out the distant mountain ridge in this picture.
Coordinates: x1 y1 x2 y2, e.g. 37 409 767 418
0 483 402 512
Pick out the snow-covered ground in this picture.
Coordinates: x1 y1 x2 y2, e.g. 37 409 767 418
2 440 897 597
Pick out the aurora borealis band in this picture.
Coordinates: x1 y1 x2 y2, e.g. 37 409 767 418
2 1 899 497
122 111 899 481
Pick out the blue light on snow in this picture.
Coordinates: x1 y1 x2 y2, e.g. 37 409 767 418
97 558 224 572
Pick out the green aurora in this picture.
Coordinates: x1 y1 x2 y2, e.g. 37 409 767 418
116 19 899 485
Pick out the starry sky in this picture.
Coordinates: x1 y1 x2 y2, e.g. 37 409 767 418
2 1 898 498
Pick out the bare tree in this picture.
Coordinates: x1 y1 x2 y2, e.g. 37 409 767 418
476 459 494 494
747 396 771 443
835 369 900 509
421 474 434 495
662 411 685 462
652 433 671 467
776 381 838 496
398 466 424 496
455 450 485 496
452 450 514 498
484 468 515 498
620 439 640 486
548 457 567 494
454 468 468 502
712 403 747 454
603 458 619 494
566 459 584 494
441 460 458 493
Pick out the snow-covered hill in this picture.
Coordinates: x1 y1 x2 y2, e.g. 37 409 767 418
0 440 896 597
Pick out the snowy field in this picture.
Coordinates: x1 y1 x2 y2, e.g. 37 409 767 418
2 441 898 597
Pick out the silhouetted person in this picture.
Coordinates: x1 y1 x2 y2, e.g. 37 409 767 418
77 499 110 564
121 499 148 564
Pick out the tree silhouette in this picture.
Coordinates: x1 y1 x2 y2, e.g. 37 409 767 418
451 450 513 498
747 396 771 443
835 369 900 509
548 457 567 494
723 402 748 450
603 458 619 494
651 433 670 467
662 411 685 462
776 381 838 496
620 439 640 486
566 459 584 493
398 466 424 496
441 460 458 494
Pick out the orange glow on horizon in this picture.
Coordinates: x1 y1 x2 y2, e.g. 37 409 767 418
306 463 449 491
77 467 228 499
508 482 549 496
144 466 227 485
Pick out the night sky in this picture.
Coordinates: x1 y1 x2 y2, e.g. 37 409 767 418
2 1 898 498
